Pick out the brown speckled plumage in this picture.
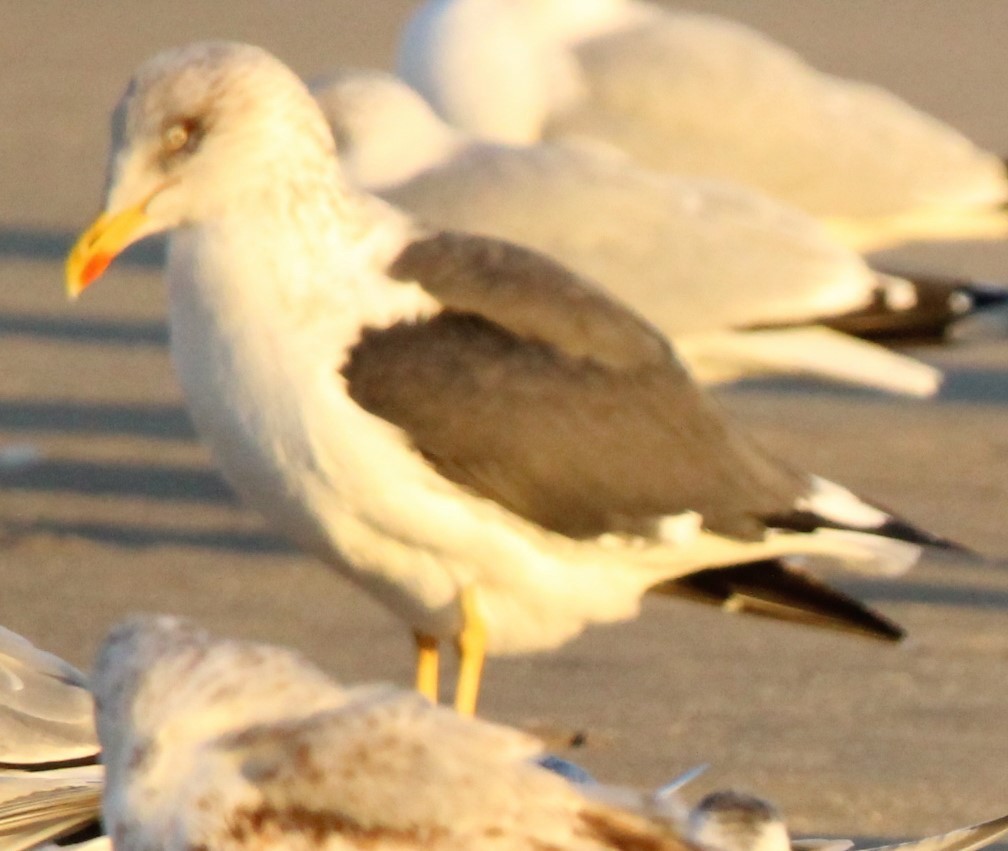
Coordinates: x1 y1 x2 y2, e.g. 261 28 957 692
92 615 696 850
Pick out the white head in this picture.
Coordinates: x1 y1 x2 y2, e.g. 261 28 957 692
396 0 585 143
91 615 348 781
506 0 633 43
311 69 464 191
688 791 791 851
66 41 341 296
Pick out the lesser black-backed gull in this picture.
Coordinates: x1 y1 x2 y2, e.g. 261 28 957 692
66 42 959 715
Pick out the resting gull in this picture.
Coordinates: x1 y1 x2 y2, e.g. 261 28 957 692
67 42 960 715
312 68 944 397
92 614 693 850
397 0 1008 251
10 619 1008 851
687 791 1008 851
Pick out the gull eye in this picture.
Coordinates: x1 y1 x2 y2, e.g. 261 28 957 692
163 122 190 153
160 117 204 166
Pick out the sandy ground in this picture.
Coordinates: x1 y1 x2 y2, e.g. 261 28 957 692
2 1 1008 842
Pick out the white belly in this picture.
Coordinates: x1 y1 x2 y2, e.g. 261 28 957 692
162 229 716 655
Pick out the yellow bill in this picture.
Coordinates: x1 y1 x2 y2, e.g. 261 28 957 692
65 204 150 298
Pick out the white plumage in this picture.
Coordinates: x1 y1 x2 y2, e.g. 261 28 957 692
0 626 101 851
397 0 1008 250
312 69 941 397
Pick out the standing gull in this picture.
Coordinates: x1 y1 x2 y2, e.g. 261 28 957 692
67 42 958 715
313 69 944 397
397 0 1008 251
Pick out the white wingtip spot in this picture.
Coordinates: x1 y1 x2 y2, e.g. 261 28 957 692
949 290 974 315
657 511 703 546
882 278 919 311
797 476 891 530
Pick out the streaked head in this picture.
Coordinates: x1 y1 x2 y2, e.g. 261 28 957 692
90 614 213 773
91 615 349 779
689 791 790 851
66 41 337 297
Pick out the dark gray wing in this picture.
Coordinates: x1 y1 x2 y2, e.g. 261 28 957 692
345 232 805 540
653 560 904 642
389 231 671 369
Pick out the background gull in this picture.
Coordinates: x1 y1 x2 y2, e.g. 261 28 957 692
686 791 1008 851
0 625 97 765
93 614 693 851
0 767 103 851
1 626 101 851
312 68 944 397
66 41 964 715
11 619 1008 851
397 0 1008 252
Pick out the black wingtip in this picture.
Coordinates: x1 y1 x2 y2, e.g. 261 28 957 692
764 507 975 559
823 270 1008 343
651 560 905 643
871 515 971 554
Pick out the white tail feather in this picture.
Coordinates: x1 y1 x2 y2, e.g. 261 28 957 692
35 841 110 851
797 475 891 530
0 766 103 851
797 529 921 577
678 326 942 397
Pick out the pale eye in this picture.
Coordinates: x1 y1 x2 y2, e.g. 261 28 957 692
163 122 190 154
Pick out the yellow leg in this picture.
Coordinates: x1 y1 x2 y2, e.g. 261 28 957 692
453 586 487 717
414 632 440 703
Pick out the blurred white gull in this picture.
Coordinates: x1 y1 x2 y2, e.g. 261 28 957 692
0 626 101 851
0 626 96 765
312 68 942 397
397 0 1008 251
687 790 1008 851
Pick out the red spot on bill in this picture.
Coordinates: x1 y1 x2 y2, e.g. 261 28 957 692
81 253 112 288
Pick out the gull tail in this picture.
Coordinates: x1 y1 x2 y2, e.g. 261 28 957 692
677 326 942 397
825 204 1008 253
764 474 968 578
824 271 1008 342
650 559 904 642
35 840 110 851
0 765 103 851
